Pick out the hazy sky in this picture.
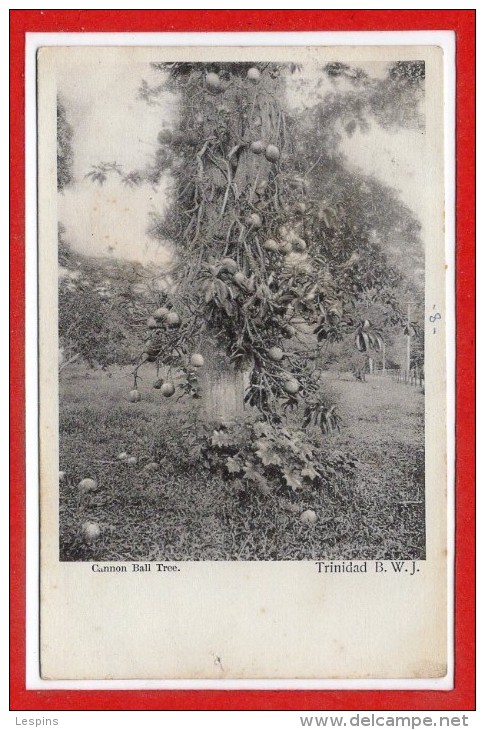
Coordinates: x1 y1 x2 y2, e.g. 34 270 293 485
58 61 426 266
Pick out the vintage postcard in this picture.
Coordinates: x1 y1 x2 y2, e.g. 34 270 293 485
37 44 450 682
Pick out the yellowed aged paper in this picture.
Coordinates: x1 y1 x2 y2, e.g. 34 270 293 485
38 45 448 681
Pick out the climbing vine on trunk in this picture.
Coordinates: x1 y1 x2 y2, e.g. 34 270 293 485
90 62 393 429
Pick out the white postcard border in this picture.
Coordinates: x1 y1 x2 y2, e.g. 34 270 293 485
26 29 456 690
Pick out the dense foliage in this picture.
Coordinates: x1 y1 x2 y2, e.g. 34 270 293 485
58 226 147 370
57 97 74 191
83 61 424 425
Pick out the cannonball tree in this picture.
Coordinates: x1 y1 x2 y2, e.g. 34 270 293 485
91 62 389 429
135 62 392 427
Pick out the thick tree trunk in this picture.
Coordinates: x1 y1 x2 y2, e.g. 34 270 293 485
199 339 246 426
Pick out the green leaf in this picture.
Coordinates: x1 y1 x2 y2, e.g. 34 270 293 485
283 468 303 491
226 456 243 474
253 421 273 438
211 430 233 448
215 279 228 301
301 465 318 481
243 463 271 494
203 281 216 303
258 449 282 467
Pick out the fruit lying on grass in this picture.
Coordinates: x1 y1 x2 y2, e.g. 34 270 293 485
126 456 137 465
59 471 66 482
129 389 141 403
82 521 101 542
300 509 317 525
117 452 128 461
144 462 159 472
161 382 175 397
78 478 98 493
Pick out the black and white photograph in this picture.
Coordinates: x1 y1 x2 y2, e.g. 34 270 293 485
55 54 429 564
36 44 449 681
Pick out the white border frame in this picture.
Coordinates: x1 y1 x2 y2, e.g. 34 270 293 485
25 29 456 691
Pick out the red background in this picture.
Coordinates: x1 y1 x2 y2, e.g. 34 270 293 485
9 10 475 711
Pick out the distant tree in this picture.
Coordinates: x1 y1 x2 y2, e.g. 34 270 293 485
57 96 74 191
58 226 146 371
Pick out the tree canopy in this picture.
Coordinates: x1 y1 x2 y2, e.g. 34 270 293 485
79 60 424 424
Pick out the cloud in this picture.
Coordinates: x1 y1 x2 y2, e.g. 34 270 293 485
58 177 173 267
340 121 427 224
58 62 175 179
58 61 177 266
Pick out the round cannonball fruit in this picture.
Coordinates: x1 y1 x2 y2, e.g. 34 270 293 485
82 521 101 542
300 509 317 525
161 382 175 397
220 257 238 274
250 140 265 155
78 478 98 493
265 144 280 163
129 389 141 403
247 67 261 83
268 346 284 362
206 72 221 90
263 239 279 253
283 378 299 395
190 353 205 368
144 341 161 357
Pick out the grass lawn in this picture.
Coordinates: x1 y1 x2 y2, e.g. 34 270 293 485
59 366 425 562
